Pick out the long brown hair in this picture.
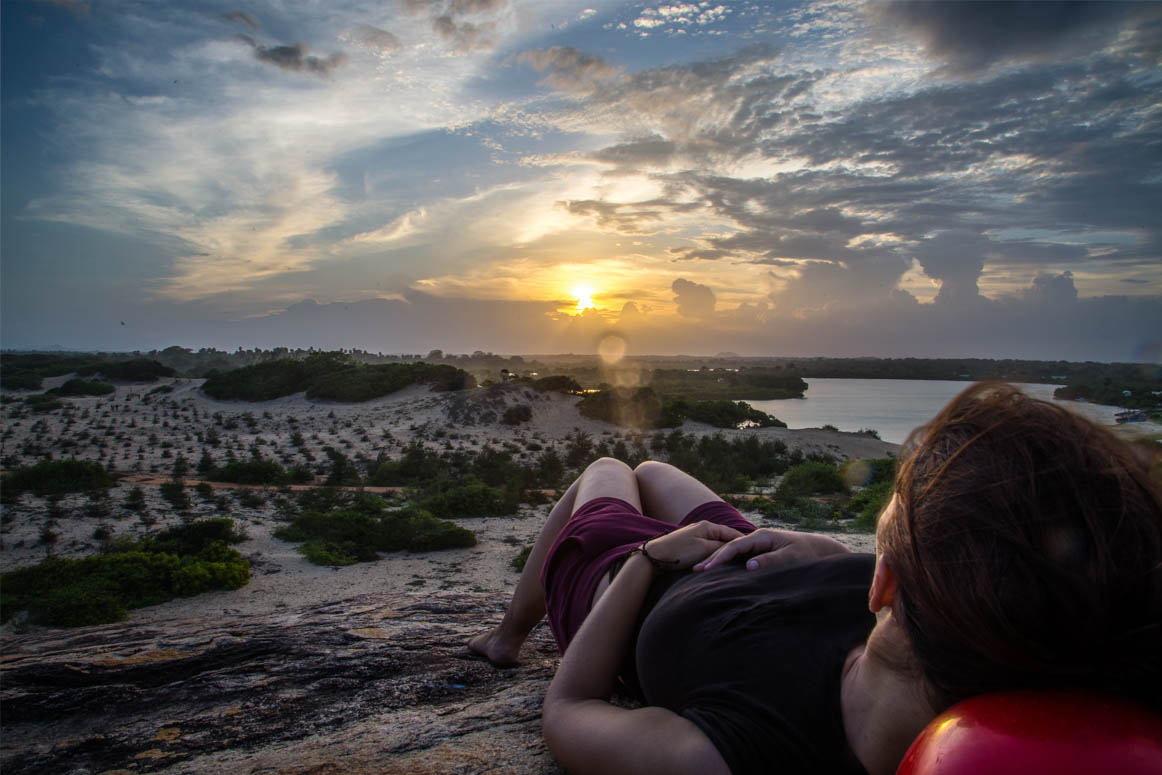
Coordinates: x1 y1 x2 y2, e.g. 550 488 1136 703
883 382 1162 712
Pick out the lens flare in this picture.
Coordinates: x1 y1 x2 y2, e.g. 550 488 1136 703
598 334 627 364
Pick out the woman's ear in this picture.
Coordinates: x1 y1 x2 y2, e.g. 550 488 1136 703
869 557 897 613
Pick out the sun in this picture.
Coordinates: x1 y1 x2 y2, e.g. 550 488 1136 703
572 284 595 311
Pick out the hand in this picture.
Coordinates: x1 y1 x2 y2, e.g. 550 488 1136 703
692 528 850 572
641 521 745 570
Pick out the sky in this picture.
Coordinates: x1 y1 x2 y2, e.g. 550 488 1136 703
2 0 1161 361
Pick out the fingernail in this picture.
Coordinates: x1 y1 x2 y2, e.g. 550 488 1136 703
746 559 758 570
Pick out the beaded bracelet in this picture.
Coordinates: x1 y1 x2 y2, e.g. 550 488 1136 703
627 538 681 572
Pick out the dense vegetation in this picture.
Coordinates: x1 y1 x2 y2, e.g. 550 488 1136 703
0 353 174 389
272 493 475 566
1054 381 1162 411
2 459 113 496
577 387 784 430
0 518 249 627
50 378 116 396
201 352 475 402
647 369 807 400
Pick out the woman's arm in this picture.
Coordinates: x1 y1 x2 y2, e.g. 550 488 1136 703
542 521 739 775
694 527 851 572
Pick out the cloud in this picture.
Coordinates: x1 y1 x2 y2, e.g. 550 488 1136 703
875 0 1162 75
432 15 494 53
234 35 348 77
221 11 258 29
518 46 622 95
672 278 716 318
347 24 402 54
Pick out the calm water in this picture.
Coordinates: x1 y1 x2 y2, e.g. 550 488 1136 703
747 379 1132 445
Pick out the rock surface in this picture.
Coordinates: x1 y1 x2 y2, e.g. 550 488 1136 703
1 592 563 774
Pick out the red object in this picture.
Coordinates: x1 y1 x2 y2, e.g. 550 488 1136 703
897 691 1162 775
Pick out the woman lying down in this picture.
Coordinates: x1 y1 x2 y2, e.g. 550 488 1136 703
468 383 1162 775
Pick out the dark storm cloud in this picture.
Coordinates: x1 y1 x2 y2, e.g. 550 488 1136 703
221 10 258 29
672 278 716 319
588 135 676 168
876 1 1162 75
235 36 348 77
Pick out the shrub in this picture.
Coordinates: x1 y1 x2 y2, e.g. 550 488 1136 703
50 378 115 397
273 498 475 566
660 398 785 429
23 394 64 412
1 370 44 390
76 359 176 382
215 459 289 486
578 387 664 429
159 481 191 511
511 545 532 572
525 375 583 393
775 461 847 502
418 476 513 518
849 479 894 532
0 519 249 627
839 458 896 488
2 459 113 496
502 405 533 425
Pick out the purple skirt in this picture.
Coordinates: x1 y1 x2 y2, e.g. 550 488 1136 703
540 496 756 653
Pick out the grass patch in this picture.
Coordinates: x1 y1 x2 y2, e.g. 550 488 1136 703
0 518 249 627
511 545 533 572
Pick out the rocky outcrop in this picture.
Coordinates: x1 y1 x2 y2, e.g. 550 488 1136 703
1 593 563 774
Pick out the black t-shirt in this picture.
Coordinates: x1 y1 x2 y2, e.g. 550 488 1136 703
634 552 876 775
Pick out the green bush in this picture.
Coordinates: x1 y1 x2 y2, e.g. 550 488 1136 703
419 476 513 518
0 519 250 627
502 405 533 425
660 398 785 429
23 393 64 412
840 458 896 488
50 378 116 397
76 359 176 382
511 545 532 572
578 387 665 428
849 480 894 532
2 459 113 496
215 459 289 485
525 375 583 393
1 370 44 390
201 352 475 403
775 461 847 502
273 498 475 566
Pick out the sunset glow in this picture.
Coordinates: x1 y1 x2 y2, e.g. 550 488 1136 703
1 1 1158 358
573 286 596 312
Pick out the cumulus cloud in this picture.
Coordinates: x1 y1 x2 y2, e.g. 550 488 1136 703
235 36 348 77
875 0 1162 75
672 278 716 318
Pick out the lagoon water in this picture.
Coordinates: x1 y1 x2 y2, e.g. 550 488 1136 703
747 379 1130 445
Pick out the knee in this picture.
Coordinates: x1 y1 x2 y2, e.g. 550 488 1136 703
585 456 633 475
634 459 677 482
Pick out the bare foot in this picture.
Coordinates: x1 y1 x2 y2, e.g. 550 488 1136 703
468 627 522 667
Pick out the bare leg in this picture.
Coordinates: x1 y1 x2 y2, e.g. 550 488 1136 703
468 458 639 666
634 460 721 524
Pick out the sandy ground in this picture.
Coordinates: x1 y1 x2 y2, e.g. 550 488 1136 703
1 376 890 634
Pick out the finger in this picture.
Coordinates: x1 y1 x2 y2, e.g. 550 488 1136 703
694 531 780 571
743 545 809 570
694 535 756 570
